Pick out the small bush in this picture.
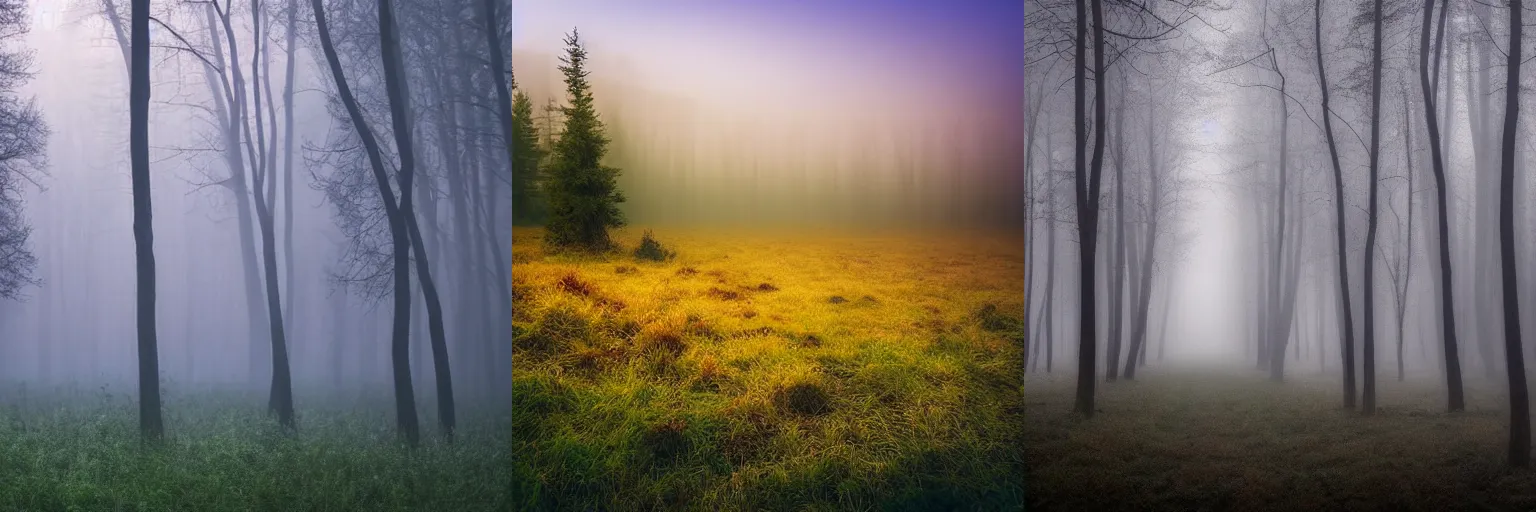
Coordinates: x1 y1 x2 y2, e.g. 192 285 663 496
556 272 595 296
828 296 848 304
615 265 637 274
634 230 675 262
676 267 698 277
756 283 779 292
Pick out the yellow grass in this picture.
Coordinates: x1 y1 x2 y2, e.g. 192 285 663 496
511 226 1025 511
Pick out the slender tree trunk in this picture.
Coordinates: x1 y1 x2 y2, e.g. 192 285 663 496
378 0 456 439
281 0 298 338
1268 60 1292 381
309 0 419 446
1108 66 1127 382
1072 0 1107 417
130 0 162 443
1362 0 1384 415
1419 0 1465 410
1498 0 1529 468
1157 276 1173 361
1317 0 1356 409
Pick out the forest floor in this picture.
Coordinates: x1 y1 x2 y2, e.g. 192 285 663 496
1025 367 1536 511
510 226 1025 511
0 388 509 510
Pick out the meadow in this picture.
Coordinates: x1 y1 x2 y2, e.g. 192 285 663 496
0 385 510 511
510 227 1026 511
1025 367 1536 511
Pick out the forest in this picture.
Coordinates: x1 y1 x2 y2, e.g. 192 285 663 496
1025 0 1536 510
0 0 510 510
508 1 1025 510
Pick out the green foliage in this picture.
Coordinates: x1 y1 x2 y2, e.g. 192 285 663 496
511 88 546 225
0 387 508 511
633 230 675 262
544 29 626 251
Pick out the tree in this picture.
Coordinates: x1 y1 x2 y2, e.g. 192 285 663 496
512 85 543 224
0 2 41 304
545 29 626 251
129 0 161 442
377 0 456 440
1416 0 1464 412
245 0 294 430
1071 0 1104 417
1497 0 1528 469
1314 0 1357 410
1360 0 1383 416
308 0 419 446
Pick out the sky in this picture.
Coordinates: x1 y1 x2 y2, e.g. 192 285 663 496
511 0 1025 228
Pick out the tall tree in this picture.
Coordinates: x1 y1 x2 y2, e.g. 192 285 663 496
1316 0 1356 409
308 0 419 446
1072 0 1106 417
545 29 626 251
129 0 161 442
1498 0 1529 469
1417 0 1464 411
377 0 456 440
1361 0 1383 416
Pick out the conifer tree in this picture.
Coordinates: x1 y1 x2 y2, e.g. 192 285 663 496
511 78 544 224
545 29 625 250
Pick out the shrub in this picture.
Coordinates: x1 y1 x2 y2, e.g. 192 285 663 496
634 230 675 262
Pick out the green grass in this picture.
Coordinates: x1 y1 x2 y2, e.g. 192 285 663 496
512 227 1025 511
0 384 509 511
1026 367 1536 511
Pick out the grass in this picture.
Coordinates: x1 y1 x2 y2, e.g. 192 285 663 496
511 226 1025 511
0 384 510 511
1025 366 1536 511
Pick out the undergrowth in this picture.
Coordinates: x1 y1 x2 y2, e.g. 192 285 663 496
0 386 509 511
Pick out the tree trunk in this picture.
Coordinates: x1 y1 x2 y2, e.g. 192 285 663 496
378 0 456 440
1107 66 1127 382
1498 0 1529 468
1317 0 1356 409
309 0 419 446
1361 0 1384 415
1418 0 1465 410
130 0 162 443
1072 0 1107 417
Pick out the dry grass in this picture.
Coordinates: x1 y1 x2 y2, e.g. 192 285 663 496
1025 367 1536 511
512 226 1026 511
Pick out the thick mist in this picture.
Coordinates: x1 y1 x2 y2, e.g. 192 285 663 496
511 0 1023 230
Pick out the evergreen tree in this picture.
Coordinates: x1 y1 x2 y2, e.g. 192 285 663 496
545 29 625 250
511 79 544 224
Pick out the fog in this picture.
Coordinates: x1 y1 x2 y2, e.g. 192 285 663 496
0 1 511 409
511 0 1024 230
1027 0 1536 508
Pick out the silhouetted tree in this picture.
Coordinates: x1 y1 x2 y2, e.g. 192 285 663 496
1497 0 1528 469
129 0 161 442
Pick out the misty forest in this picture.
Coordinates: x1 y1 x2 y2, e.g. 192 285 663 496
1024 0 1536 510
0 0 512 510
507 2 1025 510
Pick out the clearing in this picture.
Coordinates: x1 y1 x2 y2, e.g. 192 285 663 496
511 227 1026 511
1025 367 1536 511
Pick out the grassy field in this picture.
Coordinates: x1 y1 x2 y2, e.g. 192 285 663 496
510 226 1026 511
1025 367 1536 511
0 386 509 511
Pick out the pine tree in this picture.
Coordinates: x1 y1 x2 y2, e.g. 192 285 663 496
511 80 544 225
545 29 625 250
